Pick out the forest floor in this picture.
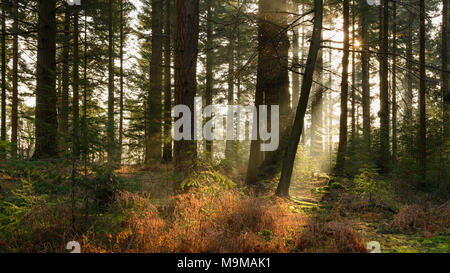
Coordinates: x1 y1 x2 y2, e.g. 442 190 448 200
118 165 450 253
0 161 449 253
289 175 449 253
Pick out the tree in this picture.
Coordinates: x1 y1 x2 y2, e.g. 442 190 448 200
335 0 350 174
11 0 19 157
34 0 58 159
205 0 214 159
73 6 80 158
163 0 173 162
443 0 449 146
1 0 6 155
246 0 290 185
291 1 300 110
392 0 398 161
419 0 426 176
60 5 71 156
107 0 115 165
174 0 199 174
359 0 371 150
146 0 163 162
378 0 390 173
119 0 125 164
276 0 323 197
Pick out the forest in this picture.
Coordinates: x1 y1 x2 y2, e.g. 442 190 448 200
0 0 448 253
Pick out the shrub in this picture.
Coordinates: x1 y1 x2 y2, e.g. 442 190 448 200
390 203 450 235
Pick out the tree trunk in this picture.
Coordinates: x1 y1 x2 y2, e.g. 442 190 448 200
34 0 58 159
60 5 70 156
225 28 235 161
11 0 19 157
163 0 173 162
73 7 80 158
147 0 164 162
359 0 370 149
292 1 300 109
174 0 199 174
276 0 322 197
351 0 356 143
119 0 124 164
378 0 390 173
404 11 414 156
205 0 213 159
311 49 323 157
419 0 426 177
1 1 6 154
335 0 350 174
443 0 449 147
392 0 398 162
245 0 289 185
107 0 115 165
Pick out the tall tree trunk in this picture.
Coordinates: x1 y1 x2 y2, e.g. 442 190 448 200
359 0 371 150
245 0 289 185
60 5 70 156
34 0 58 159
378 0 390 172
443 0 449 148
328 44 333 163
1 1 6 155
419 0 426 177
311 49 323 157
174 0 199 174
225 28 235 161
392 0 398 162
351 0 356 142
335 0 350 174
147 0 163 162
11 0 19 157
107 0 115 165
163 0 173 162
83 12 88 165
292 1 300 109
119 0 124 164
276 0 323 197
73 7 80 158
404 11 414 156
205 0 213 159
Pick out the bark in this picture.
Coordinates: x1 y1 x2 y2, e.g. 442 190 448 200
11 0 19 157
119 0 124 164
60 6 70 156
404 11 414 156
147 0 163 161
73 7 80 158
107 0 115 165
163 0 173 162
276 0 322 197
205 0 213 158
34 0 58 159
392 0 398 161
1 2 6 151
174 0 199 174
335 0 350 174
351 0 356 142
378 0 390 172
359 0 371 149
292 1 300 109
311 48 323 157
419 0 426 176
225 27 236 161
443 0 449 146
246 0 290 185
